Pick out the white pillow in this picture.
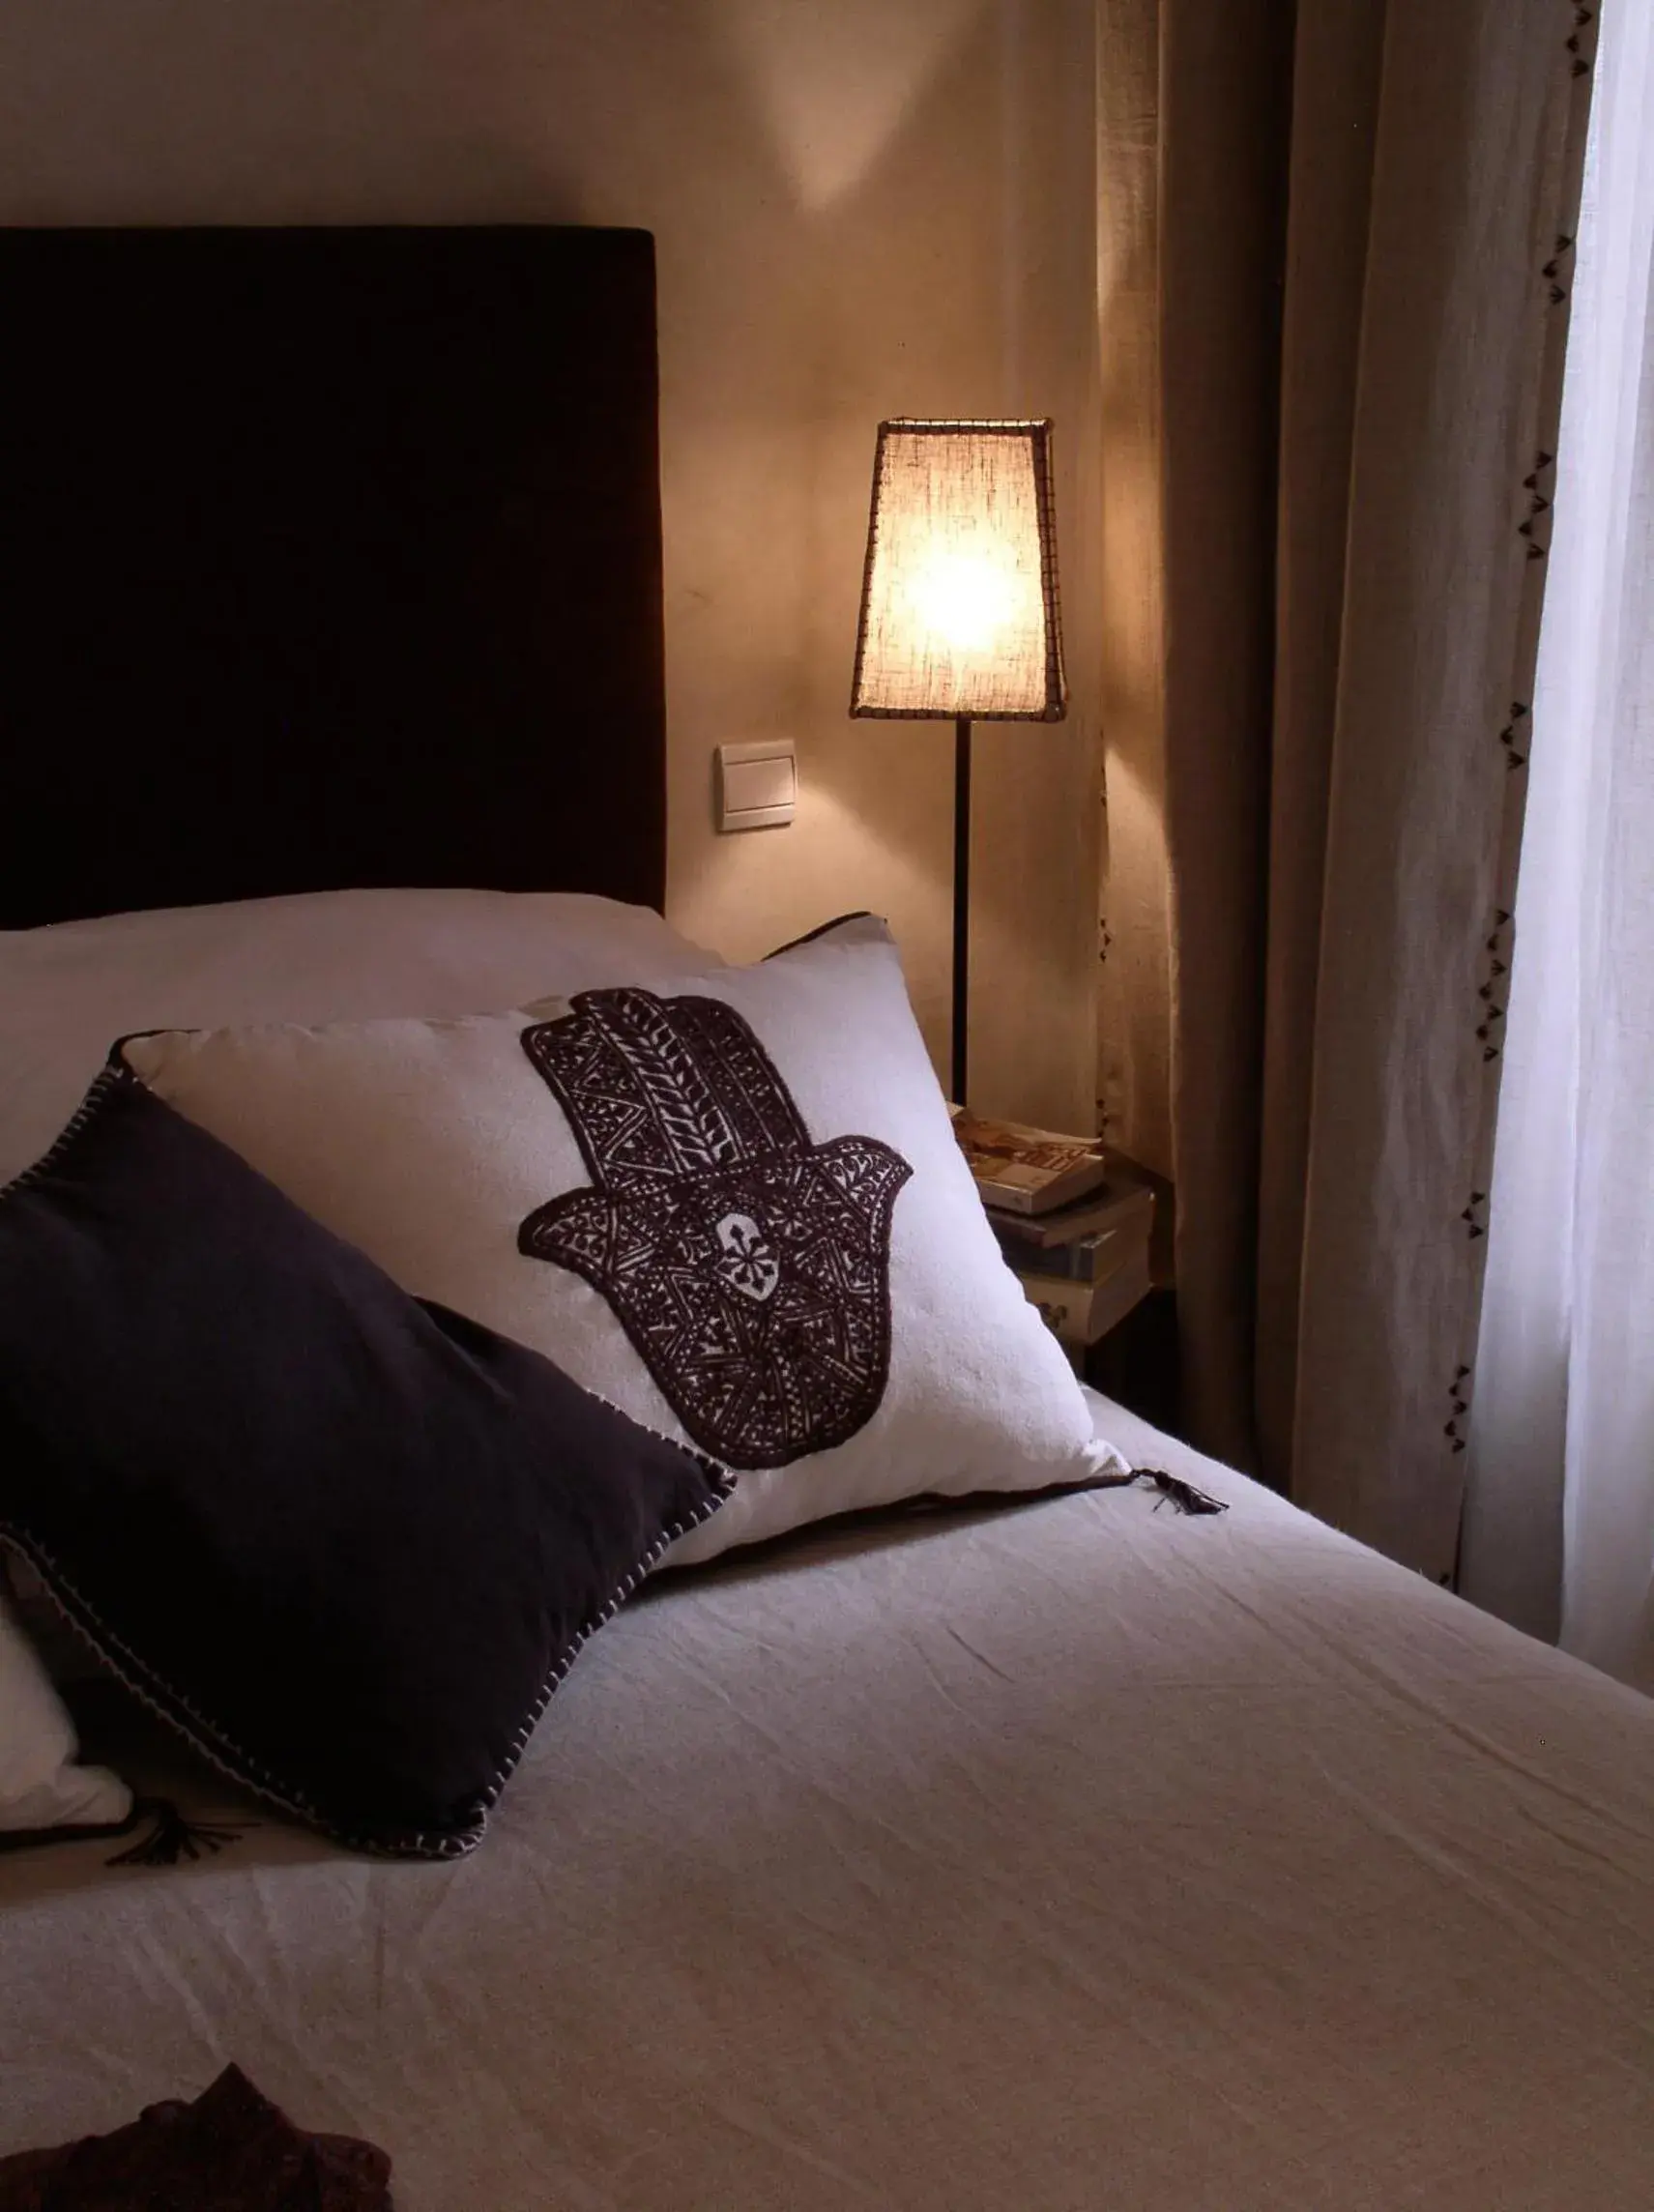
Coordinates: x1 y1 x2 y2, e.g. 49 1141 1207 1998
0 1586 130 1836
124 916 1128 1563
0 887 715 1188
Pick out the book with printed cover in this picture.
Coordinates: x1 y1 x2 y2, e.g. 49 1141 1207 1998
949 1108 1109 1217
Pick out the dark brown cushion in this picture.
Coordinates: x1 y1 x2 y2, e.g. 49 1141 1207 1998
0 1059 728 1857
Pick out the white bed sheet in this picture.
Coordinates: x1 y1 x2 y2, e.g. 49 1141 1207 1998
4 1394 1651 2206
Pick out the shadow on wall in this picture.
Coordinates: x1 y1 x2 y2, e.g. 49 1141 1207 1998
715 0 987 215
0 0 1102 1127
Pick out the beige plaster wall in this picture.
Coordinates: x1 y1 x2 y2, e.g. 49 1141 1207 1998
0 0 1102 1128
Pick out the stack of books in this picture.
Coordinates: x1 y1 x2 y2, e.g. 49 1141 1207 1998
950 1109 1155 1362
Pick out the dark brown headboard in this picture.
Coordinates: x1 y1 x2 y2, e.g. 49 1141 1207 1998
0 226 665 925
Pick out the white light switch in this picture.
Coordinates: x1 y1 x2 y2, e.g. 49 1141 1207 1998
716 739 797 831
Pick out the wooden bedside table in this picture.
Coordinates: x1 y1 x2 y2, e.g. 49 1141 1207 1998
1083 1285 1180 1432
952 1114 1179 1431
1079 1153 1178 1430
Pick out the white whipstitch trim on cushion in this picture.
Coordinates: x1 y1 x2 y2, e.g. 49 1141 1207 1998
570 1381 741 1505
2 1463 732 1862
2 1526 332 1841
475 1457 734 1816
0 1056 739 1862
1 1057 131 1199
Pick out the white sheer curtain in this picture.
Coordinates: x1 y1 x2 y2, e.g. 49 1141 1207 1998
1460 0 1654 1689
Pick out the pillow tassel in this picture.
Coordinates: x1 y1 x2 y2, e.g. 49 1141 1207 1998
104 1796 251 1869
0 1794 250 1867
1135 1469 1229 1517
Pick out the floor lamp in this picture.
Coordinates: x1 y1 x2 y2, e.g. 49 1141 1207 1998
850 419 1067 1106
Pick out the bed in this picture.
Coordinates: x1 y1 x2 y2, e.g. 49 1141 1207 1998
2 227 1652 2208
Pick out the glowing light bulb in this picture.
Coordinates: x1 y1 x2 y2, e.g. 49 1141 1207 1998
910 549 1016 653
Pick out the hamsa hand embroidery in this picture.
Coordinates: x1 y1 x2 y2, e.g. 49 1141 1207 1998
517 988 913 1469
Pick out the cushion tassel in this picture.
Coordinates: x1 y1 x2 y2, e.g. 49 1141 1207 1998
1135 1469 1229 1517
105 1796 252 1868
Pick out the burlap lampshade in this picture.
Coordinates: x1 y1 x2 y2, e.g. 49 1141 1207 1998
851 420 1066 722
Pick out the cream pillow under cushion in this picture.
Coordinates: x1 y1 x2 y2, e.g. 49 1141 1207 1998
125 916 1127 1561
0 886 716 1188
0 1587 130 1836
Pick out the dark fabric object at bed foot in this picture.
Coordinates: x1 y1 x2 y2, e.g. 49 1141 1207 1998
0 2062 392 2211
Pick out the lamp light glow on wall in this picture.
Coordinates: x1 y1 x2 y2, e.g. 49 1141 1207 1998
851 418 1066 1104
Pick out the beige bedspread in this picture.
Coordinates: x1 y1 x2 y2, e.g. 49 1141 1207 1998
4 1394 1651 2207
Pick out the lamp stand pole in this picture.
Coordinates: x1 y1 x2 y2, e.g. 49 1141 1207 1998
951 714 972 1107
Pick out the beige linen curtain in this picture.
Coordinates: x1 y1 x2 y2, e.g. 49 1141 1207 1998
1095 0 1595 1578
